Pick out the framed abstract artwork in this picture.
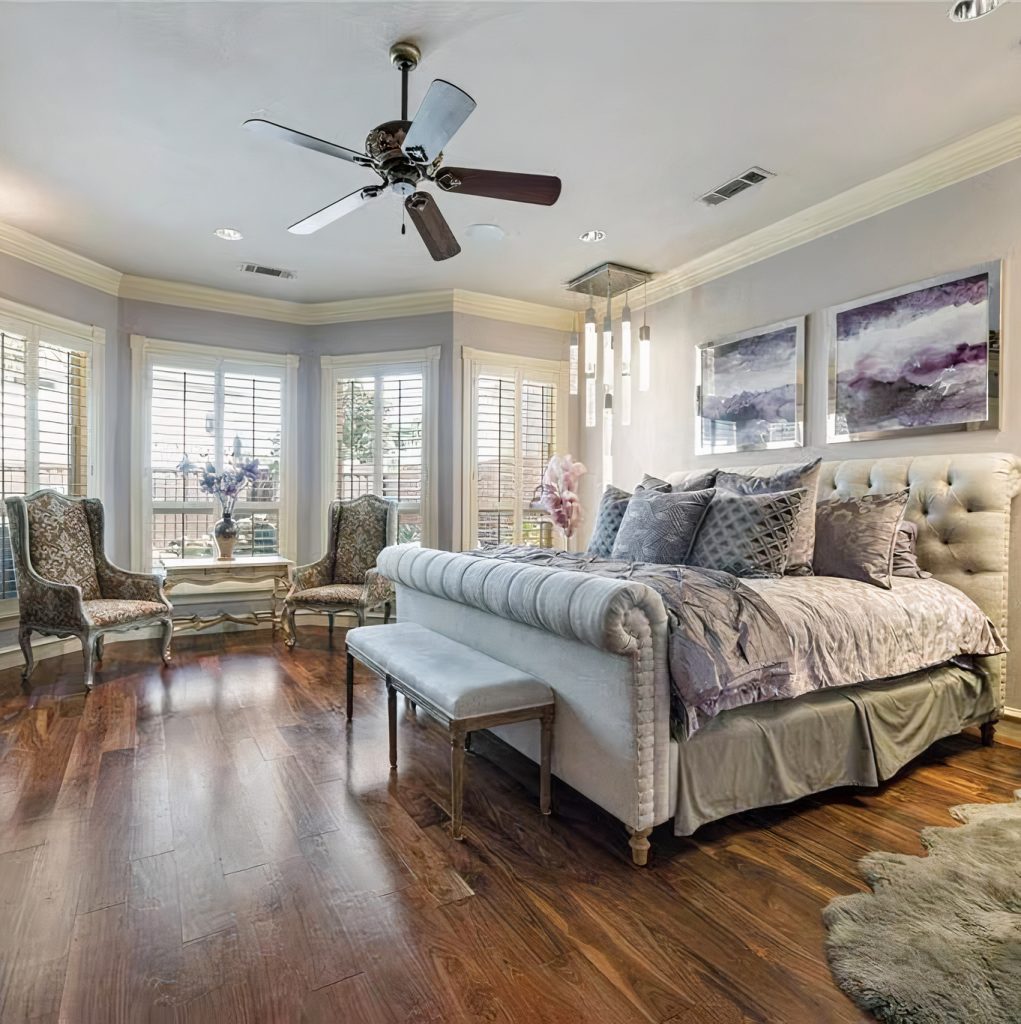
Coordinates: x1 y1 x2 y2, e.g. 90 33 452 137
695 316 805 455
827 261 1001 443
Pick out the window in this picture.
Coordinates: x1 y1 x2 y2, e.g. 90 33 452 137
462 348 567 550
0 303 103 600
321 348 439 548
132 336 297 570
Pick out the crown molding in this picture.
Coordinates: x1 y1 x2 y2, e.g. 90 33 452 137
0 221 122 296
5 110 1021 326
639 112 1021 312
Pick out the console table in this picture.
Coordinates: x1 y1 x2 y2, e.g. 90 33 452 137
159 555 294 638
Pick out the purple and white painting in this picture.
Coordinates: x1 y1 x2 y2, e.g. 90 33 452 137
829 262 1001 442
697 317 804 454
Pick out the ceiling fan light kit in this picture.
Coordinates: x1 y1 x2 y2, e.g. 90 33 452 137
243 41 561 261
567 263 652 433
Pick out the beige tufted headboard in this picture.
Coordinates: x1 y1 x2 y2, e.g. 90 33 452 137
667 453 1021 703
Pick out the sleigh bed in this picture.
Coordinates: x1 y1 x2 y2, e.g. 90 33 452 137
375 453 1020 865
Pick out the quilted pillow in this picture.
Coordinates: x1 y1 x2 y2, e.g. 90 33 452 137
586 485 632 557
610 488 715 564
893 520 932 579
688 488 807 578
715 458 822 575
813 490 910 589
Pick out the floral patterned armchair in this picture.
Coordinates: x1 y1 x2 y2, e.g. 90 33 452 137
284 494 397 648
5 490 174 691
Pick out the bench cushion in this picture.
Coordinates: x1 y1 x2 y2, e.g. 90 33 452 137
345 622 553 719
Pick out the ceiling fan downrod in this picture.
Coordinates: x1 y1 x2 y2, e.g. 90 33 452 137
389 41 421 122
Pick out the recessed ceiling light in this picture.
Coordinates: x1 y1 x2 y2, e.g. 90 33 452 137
948 0 1000 20
579 229 606 243
215 227 244 241
465 223 506 242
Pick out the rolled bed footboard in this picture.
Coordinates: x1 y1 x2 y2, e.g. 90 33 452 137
375 545 673 837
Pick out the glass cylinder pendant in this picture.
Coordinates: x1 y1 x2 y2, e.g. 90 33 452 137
638 324 651 393
585 376 596 428
620 305 632 426
602 315 613 396
569 332 579 395
584 307 597 376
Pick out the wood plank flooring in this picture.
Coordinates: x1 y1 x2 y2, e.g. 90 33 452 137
0 629 1018 1023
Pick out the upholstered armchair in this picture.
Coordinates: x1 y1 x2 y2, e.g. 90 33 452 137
5 490 174 691
284 494 397 648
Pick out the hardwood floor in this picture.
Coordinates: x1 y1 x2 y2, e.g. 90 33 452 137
1 629 1019 1024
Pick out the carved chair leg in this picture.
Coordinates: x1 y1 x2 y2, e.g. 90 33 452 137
327 613 335 645
82 636 96 692
387 677 398 770
627 826 652 867
383 602 392 625
980 721 996 747
346 652 355 720
160 618 173 665
450 725 466 841
94 635 105 663
18 627 34 684
285 607 297 649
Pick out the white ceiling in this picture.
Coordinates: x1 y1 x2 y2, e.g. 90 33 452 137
0 2 1019 307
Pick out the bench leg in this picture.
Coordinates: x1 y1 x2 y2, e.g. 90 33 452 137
387 677 398 769
539 708 553 816
327 613 335 645
345 652 355 720
450 725 466 841
383 602 392 625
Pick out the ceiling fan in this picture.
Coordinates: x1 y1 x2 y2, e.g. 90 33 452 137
243 41 562 261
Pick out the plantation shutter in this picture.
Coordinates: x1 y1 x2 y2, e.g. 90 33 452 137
335 370 424 542
149 363 283 563
0 326 93 599
467 355 562 549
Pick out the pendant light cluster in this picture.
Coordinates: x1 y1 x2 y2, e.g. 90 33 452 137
566 263 652 443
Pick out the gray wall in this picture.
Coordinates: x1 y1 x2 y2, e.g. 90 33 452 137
577 158 1021 707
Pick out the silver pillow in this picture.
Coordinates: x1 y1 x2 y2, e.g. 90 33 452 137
610 488 715 564
813 490 909 589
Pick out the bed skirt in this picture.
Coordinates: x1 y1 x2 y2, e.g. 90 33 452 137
670 660 996 836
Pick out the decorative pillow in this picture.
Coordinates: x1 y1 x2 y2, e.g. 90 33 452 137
586 485 632 557
633 474 672 494
715 458 822 575
813 490 910 589
676 469 718 491
688 488 807 578
892 520 932 579
610 488 715 564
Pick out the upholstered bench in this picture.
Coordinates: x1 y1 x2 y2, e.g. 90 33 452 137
345 622 555 840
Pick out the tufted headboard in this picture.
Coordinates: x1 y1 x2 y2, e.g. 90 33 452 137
667 453 1021 703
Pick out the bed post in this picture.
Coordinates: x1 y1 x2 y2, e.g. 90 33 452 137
980 721 996 746
628 826 652 867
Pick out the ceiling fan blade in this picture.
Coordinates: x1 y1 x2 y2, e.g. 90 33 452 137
435 167 562 206
244 118 367 165
403 80 476 164
404 191 460 261
289 186 382 235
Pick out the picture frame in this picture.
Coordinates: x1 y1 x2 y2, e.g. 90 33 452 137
826 261 1001 443
695 316 805 455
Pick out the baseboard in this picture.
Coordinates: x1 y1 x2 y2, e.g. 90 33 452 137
1003 706 1021 722
0 606 379 672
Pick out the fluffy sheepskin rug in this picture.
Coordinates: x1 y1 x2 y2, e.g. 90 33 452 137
823 790 1021 1024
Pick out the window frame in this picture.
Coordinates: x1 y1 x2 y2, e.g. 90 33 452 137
0 296 106 616
320 347 440 550
130 335 299 572
461 347 568 551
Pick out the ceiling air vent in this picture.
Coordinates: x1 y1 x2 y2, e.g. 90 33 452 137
699 166 774 207
239 262 297 280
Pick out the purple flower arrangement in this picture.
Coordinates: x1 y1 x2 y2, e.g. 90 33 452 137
177 447 261 517
538 453 587 541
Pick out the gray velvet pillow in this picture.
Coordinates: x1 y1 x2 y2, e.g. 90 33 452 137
715 458 822 575
610 488 715 564
813 490 909 589
892 519 932 579
676 469 717 491
633 473 672 493
586 485 632 557
688 488 807 578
